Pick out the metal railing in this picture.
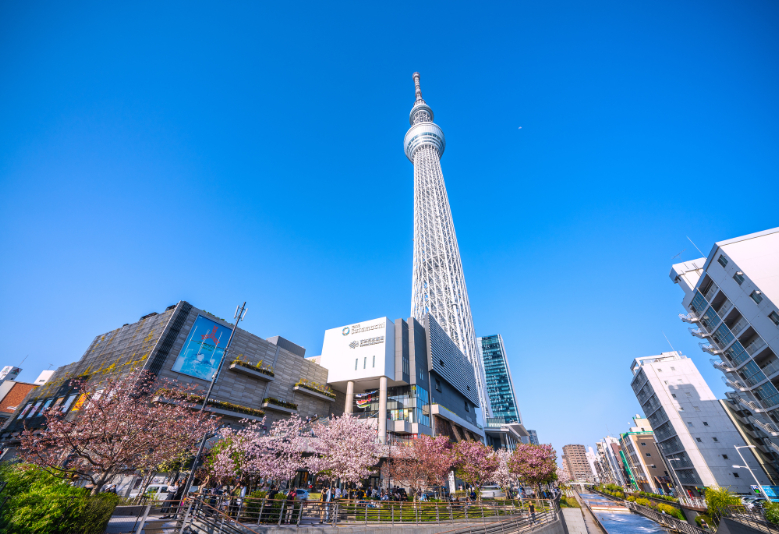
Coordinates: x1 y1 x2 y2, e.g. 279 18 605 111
721 504 779 533
745 337 768 356
626 501 707 533
164 495 557 533
711 358 735 372
751 417 779 438
699 342 722 355
689 327 710 339
680 312 700 324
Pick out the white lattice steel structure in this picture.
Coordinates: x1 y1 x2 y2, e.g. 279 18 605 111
404 72 492 423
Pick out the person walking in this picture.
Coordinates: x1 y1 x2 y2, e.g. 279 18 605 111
529 502 536 524
323 486 332 523
285 488 297 524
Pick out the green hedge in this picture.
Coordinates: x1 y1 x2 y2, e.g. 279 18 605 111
0 464 119 534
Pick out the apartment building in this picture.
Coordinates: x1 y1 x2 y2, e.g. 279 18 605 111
563 444 596 483
671 227 779 478
631 351 770 495
619 416 672 493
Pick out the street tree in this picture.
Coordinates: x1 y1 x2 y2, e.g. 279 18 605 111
306 414 381 487
20 369 220 494
508 443 558 501
453 440 499 501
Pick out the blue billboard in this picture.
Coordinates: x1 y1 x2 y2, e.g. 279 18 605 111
171 315 233 381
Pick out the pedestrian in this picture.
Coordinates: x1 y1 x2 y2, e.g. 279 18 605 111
323 486 332 523
529 502 536 524
286 487 297 523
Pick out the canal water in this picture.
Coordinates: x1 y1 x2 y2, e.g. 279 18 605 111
579 493 670 534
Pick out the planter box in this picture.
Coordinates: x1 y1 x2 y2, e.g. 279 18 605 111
153 395 265 421
293 385 335 402
229 363 274 382
261 401 298 414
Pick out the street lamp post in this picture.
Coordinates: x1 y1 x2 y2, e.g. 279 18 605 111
181 302 248 498
733 445 769 502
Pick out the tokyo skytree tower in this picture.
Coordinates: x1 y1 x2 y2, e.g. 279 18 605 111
404 72 492 422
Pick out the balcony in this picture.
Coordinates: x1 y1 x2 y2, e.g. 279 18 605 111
153 395 265 421
703 283 719 301
723 377 749 392
771 442 779 455
430 404 485 438
737 396 766 413
293 387 335 403
730 317 749 336
261 397 298 415
761 359 779 379
700 342 722 355
718 300 734 319
745 337 768 357
689 327 710 339
751 417 779 438
680 312 699 324
229 360 275 382
711 359 735 373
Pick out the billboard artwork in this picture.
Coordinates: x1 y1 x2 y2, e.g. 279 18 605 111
171 315 233 381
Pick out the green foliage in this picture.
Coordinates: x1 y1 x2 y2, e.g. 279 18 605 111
705 487 740 518
0 463 119 534
636 497 651 507
627 496 636 502
559 496 580 508
696 513 715 528
657 503 685 520
764 502 779 525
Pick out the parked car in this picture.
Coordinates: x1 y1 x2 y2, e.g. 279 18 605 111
295 489 310 501
480 485 506 499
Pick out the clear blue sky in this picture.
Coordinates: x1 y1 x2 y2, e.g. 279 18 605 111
1 1 778 460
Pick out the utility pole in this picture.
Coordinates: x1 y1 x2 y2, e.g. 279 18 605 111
180 302 248 499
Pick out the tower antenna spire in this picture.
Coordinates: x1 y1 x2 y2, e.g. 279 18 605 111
412 72 424 103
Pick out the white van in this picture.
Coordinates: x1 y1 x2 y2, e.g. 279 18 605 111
129 484 171 501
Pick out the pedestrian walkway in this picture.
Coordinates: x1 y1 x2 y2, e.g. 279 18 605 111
562 508 587 534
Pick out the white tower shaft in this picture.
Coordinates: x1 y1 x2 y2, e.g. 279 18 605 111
404 73 492 423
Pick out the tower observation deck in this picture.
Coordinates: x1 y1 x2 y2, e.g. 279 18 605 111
404 72 492 423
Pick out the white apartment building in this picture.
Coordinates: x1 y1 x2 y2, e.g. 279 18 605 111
671 227 779 479
598 436 628 486
630 351 770 495
586 447 600 483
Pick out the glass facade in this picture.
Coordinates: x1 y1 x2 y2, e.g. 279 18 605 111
353 385 431 427
388 385 430 427
478 335 521 423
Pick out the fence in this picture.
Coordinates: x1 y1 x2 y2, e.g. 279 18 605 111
720 504 779 533
110 496 558 533
625 501 707 534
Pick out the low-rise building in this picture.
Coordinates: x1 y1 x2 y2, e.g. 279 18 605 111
619 416 672 494
1 301 334 456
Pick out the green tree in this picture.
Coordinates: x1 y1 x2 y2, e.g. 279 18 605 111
705 487 740 519
0 463 118 534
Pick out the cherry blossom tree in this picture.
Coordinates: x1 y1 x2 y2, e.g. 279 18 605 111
385 435 454 500
508 443 558 501
491 449 514 497
20 369 220 494
208 415 308 488
306 414 382 488
453 440 499 501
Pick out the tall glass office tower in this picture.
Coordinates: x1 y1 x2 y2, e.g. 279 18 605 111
477 334 521 424
404 73 491 422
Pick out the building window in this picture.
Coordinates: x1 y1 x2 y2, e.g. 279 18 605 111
703 422 709 426
435 379 441 392
363 357 366 369
687 421 693 426
373 355 375 368
718 255 729 267
439 359 445 367
672 394 677 398
751 291 764 304
713 437 718 442
723 454 728 460
664 471 668 475
770 311 779 326
694 406 701 411
658 368 663 372
645 453 651 457
696 438 702 442
355 359 358 370
465 401 469 412
734 472 740 478
641 442 646 446
671 367 676 371
734 272 745 285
